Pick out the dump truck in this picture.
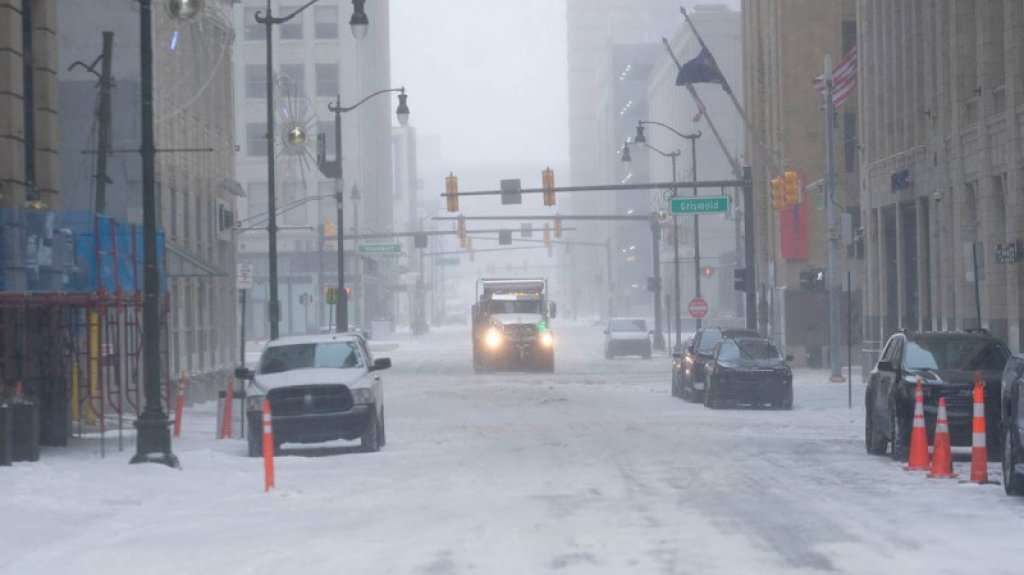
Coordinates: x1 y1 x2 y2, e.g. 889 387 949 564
472 278 556 373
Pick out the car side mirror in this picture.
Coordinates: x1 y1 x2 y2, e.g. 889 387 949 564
876 359 895 372
785 354 794 362
235 366 255 381
370 357 392 371
549 302 557 319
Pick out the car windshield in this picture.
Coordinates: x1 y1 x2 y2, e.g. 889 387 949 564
610 319 646 332
259 342 363 374
697 330 722 353
903 339 1010 372
485 299 541 314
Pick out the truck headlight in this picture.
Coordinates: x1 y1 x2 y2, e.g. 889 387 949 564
539 330 554 347
350 388 376 404
245 395 266 412
485 327 503 349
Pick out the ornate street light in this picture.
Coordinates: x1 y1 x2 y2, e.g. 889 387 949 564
167 0 203 20
621 142 632 163
350 0 370 39
286 125 307 147
396 89 410 127
634 122 647 144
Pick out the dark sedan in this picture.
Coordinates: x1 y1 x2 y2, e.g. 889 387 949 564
703 337 793 409
864 330 1009 463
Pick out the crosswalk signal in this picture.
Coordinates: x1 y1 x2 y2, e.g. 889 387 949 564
771 177 786 211
542 167 555 206
733 268 748 292
783 171 800 207
323 218 336 238
457 214 467 248
445 172 459 212
799 267 815 291
702 266 715 277
554 214 563 238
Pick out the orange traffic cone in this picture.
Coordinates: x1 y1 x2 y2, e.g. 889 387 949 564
904 380 930 471
928 397 956 478
969 373 989 484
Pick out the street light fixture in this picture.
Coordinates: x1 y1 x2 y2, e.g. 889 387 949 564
323 87 410 333
167 0 203 19
255 0 368 340
621 142 632 163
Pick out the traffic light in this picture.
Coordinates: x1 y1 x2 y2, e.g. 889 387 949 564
323 218 337 238
445 172 459 212
813 268 826 292
770 177 786 211
498 230 512 245
542 167 555 206
783 171 800 207
554 214 563 239
543 223 552 257
344 285 352 296
702 266 715 278
457 214 467 248
733 268 748 292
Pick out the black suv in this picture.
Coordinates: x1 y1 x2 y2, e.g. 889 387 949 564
1000 354 1024 495
672 327 759 402
864 330 1010 462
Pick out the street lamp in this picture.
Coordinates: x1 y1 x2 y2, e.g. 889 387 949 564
256 0 369 341
636 120 704 333
132 0 201 467
323 87 410 333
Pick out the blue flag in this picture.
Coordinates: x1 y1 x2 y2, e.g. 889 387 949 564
676 46 727 88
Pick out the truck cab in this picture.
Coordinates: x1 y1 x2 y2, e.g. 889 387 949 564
472 278 556 373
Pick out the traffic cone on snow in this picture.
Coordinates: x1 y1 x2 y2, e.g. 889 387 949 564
969 373 989 484
927 397 956 478
904 380 930 471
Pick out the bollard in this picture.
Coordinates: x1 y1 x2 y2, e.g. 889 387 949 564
173 372 186 438
262 400 275 491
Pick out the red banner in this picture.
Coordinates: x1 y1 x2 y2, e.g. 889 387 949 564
780 203 809 260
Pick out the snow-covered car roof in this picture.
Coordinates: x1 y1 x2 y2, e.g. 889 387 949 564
264 333 362 348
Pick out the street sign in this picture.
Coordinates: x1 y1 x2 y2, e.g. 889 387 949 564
688 297 709 319
437 257 460 266
671 196 730 214
501 179 522 205
236 262 254 290
358 243 402 254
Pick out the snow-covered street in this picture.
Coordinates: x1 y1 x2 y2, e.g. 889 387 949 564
2 321 1023 575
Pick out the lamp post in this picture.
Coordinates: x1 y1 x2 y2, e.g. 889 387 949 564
635 121 703 331
131 0 202 467
255 0 370 340
323 88 410 332
621 141 666 351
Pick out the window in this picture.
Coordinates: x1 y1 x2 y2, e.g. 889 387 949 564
246 122 267 157
283 181 307 226
609 318 647 332
314 6 338 39
247 182 268 222
279 64 305 96
697 330 722 353
279 6 304 40
717 341 740 362
243 8 262 41
315 63 339 97
903 339 1009 372
259 342 363 374
245 65 266 99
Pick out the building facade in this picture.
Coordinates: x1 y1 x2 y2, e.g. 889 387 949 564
742 0 862 366
858 0 1024 352
58 0 239 380
232 0 395 339
0 0 59 208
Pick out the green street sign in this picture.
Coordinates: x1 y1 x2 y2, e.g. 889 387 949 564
671 196 730 214
437 257 460 266
357 243 402 254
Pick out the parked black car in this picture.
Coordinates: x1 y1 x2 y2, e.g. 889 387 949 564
703 337 793 409
1001 354 1024 496
672 327 759 402
864 330 1010 462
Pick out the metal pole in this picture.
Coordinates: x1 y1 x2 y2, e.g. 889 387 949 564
671 154 682 350
743 167 757 331
239 289 247 367
331 97 349 332
95 32 114 214
847 271 852 409
605 239 613 321
682 132 703 330
257 3 281 340
131 0 177 467
972 241 982 329
651 216 665 351
825 55 842 381
21 0 36 204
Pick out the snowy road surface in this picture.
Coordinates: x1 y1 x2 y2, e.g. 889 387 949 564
2 321 1023 575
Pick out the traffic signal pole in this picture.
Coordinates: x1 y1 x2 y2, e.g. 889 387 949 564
824 56 843 381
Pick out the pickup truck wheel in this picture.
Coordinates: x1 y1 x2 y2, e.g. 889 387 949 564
1004 428 1024 496
361 407 381 453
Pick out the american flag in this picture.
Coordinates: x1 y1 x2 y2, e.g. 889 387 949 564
813 47 857 109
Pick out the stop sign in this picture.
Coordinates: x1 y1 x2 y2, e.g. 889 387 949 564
688 297 709 319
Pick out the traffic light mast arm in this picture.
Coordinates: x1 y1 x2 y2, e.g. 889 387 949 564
438 178 745 198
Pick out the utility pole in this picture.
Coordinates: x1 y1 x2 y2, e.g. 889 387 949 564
682 131 703 331
70 32 115 214
825 55 842 381
650 214 665 351
328 96 348 333
670 152 682 349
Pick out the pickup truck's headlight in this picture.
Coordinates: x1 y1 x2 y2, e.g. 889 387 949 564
350 388 376 404
539 330 554 347
245 395 266 412
484 326 503 349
